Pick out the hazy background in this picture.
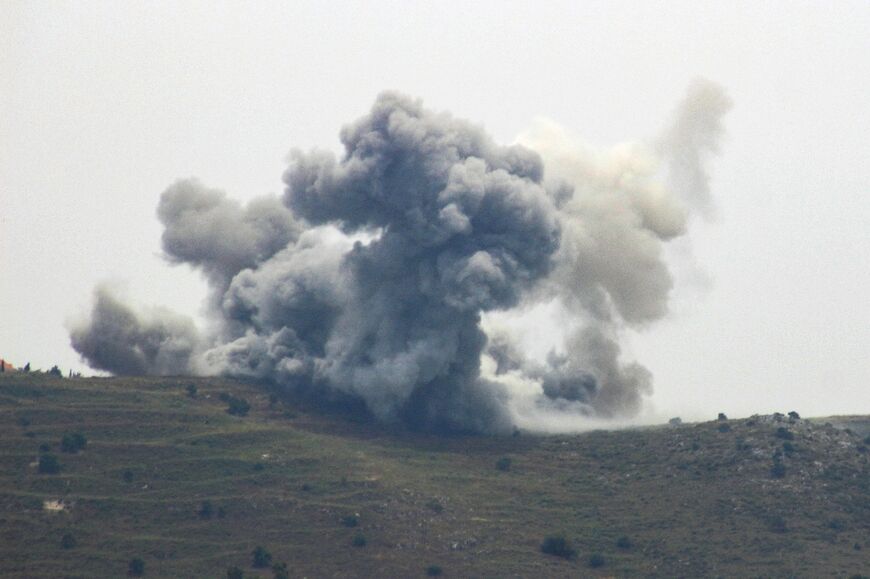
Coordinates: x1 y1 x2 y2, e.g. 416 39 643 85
2 0 868 421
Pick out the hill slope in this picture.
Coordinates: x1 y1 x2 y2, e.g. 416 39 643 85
0 374 868 578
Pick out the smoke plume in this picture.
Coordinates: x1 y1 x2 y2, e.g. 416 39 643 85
72 81 730 433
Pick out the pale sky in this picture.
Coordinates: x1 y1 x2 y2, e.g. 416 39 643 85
2 0 868 421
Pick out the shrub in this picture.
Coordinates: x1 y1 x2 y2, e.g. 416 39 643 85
616 535 632 549
186 384 198 398
828 518 846 531
272 562 289 579
252 546 272 568
226 566 244 579
495 457 512 472
128 557 145 576
768 515 788 533
668 417 682 426
61 533 77 549
864 435 870 445
426 565 443 576
782 441 796 455
341 515 359 527
198 500 213 519
352 533 367 547
775 427 794 440
771 461 786 479
540 535 575 559
588 553 605 568
717 413 727 421
38 454 61 474
61 433 87 453
39 443 51 453
788 411 800 419
49 365 63 378
225 395 251 417
122 470 134 483
717 423 731 433
426 499 444 513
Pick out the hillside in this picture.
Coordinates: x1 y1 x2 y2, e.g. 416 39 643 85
0 373 868 578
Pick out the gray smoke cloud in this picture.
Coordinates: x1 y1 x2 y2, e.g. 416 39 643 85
70 285 200 376
71 81 730 433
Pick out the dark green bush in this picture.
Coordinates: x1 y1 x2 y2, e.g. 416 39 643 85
540 535 575 559
122 470 134 483
61 533 77 549
352 533 367 547
198 500 213 519
38 454 61 474
495 457 512 471
341 515 359 527
252 546 272 568
272 562 289 579
771 461 786 479
128 557 145 576
588 553 605 568
186 384 198 398
226 566 244 579
426 565 443 576
426 499 444 513
39 443 51 453
61 433 87 453
616 535 632 549
49 365 63 378
717 413 727 421
225 395 251 417
782 441 796 455
775 427 794 440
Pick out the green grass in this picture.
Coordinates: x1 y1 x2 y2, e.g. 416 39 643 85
1 373 868 577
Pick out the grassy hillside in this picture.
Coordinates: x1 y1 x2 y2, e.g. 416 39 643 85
0 373 868 578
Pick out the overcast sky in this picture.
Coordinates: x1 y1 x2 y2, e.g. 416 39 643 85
2 0 868 421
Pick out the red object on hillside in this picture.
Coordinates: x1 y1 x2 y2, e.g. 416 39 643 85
0 359 16 372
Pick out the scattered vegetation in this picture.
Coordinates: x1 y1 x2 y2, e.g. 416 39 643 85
495 456 512 471
588 552 605 568
352 533 367 547
60 533 77 549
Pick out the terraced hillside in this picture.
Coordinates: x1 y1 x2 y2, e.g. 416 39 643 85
0 373 868 578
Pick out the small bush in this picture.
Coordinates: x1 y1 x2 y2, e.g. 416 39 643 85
122 470 134 483
717 423 731 433
588 553 605 568
61 433 87 453
225 395 251 417
39 443 51 453
272 562 289 579
717 413 728 421
788 411 800 420
226 566 244 579
61 533 77 549
341 515 358 528
49 365 63 378
616 535 632 549
38 454 61 474
128 557 145 576
668 417 682 426
782 441 796 455
771 461 786 479
495 457 512 472
426 499 444 513
828 518 846 531
768 515 788 533
775 427 794 440
426 565 443 576
252 546 272 568
198 500 214 519
186 384 198 398
540 535 575 559
352 533 367 547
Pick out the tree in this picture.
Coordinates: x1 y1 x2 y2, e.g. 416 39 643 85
272 562 289 579
717 413 728 421
49 365 63 378
225 395 251 417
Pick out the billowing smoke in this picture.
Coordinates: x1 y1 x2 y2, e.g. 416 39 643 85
70 285 200 376
72 81 730 433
